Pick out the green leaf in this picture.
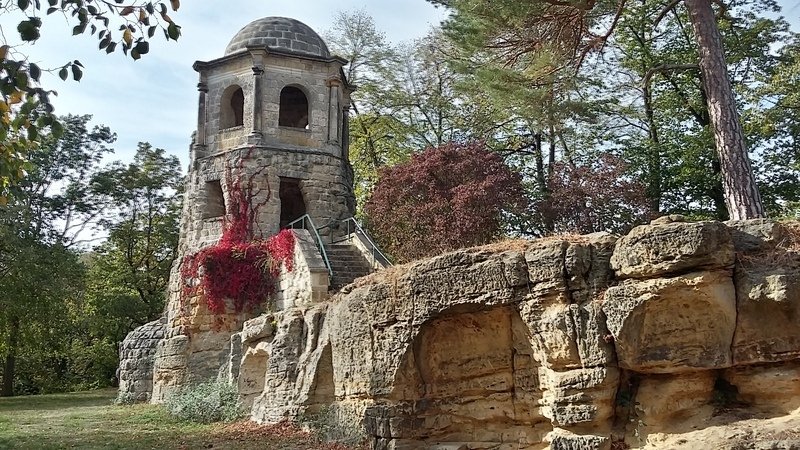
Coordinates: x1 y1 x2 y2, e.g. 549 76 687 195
135 41 149 55
17 0 30 10
29 63 40 82
71 64 82 82
15 72 28 89
59 67 68 81
27 124 38 140
167 23 180 40
17 19 40 42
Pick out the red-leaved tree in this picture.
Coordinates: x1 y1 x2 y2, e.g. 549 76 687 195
365 141 526 262
540 154 652 235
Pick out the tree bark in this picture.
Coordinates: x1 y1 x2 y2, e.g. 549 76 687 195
643 84 662 213
1 317 20 397
684 0 765 219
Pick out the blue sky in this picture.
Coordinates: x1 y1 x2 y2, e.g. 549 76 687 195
1 1 447 168
1 1 798 171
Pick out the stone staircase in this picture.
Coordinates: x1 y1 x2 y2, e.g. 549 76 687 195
326 243 374 292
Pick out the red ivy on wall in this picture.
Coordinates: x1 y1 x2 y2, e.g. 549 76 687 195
180 149 295 315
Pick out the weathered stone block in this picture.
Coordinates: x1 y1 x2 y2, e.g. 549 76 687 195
603 271 736 373
611 221 733 279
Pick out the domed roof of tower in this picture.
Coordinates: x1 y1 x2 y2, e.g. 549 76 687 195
224 17 331 58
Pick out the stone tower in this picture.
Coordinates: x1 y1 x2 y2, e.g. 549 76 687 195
187 16 355 250
149 17 357 402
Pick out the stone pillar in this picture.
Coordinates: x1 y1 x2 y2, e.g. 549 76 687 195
326 78 341 144
342 105 351 161
249 49 266 144
194 78 208 161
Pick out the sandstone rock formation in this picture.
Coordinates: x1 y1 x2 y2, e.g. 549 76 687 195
120 219 800 449
117 318 165 402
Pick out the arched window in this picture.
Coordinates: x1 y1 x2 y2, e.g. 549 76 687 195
279 86 309 129
221 85 244 129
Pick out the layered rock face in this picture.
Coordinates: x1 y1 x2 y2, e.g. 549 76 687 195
231 218 800 449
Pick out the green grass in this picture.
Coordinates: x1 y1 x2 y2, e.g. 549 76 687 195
0 388 346 449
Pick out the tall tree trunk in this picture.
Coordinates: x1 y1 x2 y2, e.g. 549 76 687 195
684 0 765 219
643 84 662 213
2 317 20 397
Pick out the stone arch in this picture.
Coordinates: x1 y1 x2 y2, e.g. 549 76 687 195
279 85 309 129
221 84 245 129
383 304 552 448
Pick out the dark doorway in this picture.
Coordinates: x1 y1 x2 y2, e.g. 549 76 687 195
279 178 306 228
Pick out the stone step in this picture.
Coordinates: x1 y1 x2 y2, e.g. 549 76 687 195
331 261 370 270
325 243 375 292
326 252 364 260
328 256 366 263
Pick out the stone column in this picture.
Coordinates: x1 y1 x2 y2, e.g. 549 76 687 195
193 78 208 161
248 49 266 144
342 104 351 161
326 78 341 144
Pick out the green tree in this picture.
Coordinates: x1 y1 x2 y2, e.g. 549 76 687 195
0 114 113 395
0 222 84 396
0 0 183 202
431 0 770 219
88 143 182 332
608 0 793 219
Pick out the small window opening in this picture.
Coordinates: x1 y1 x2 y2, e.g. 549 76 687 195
221 85 244 129
279 178 307 228
279 86 309 129
231 88 244 127
203 180 225 219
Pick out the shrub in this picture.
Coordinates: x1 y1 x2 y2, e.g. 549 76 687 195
364 140 526 262
540 154 652 235
164 381 244 423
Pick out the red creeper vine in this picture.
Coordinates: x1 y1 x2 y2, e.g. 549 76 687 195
180 148 295 315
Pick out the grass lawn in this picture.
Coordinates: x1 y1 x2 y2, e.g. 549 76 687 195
0 388 350 449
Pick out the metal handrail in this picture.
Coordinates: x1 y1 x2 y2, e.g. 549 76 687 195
323 217 392 268
285 214 333 277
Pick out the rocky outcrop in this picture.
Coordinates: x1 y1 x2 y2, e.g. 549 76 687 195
117 318 165 402
132 218 800 449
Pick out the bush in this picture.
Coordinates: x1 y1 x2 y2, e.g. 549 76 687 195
164 381 244 423
364 140 526 262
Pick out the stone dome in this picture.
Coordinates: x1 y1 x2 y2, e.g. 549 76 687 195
224 17 330 58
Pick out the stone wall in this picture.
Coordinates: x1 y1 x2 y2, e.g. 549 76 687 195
228 218 800 449
117 318 165 402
